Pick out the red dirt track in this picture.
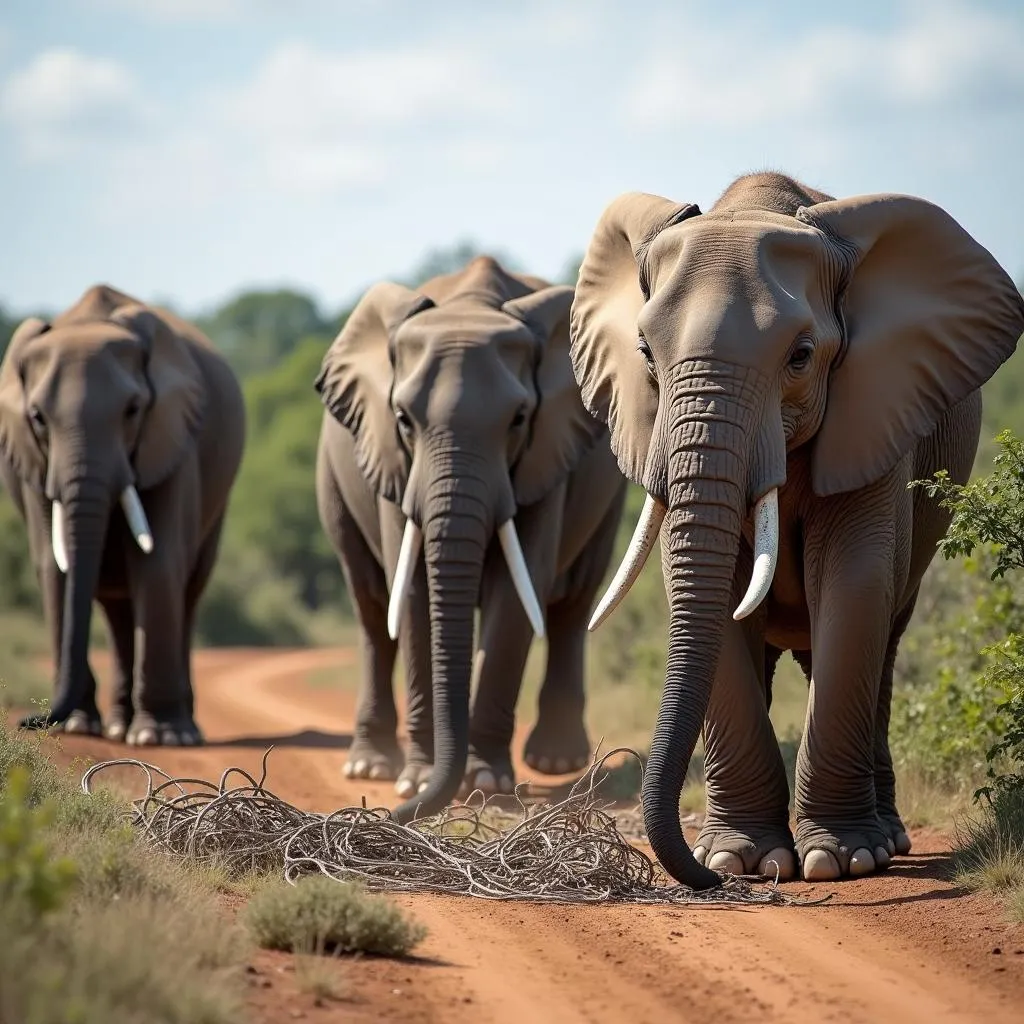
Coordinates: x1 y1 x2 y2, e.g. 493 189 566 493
32 648 1024 1023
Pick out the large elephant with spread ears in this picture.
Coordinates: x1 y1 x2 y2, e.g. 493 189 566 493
0 284 245 745
571 172 1024 886
314 255 625 821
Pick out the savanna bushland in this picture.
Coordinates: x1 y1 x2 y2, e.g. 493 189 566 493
1 248 1023 855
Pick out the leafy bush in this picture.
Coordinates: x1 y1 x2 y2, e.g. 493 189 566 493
0 766 77 918
244 875 426 957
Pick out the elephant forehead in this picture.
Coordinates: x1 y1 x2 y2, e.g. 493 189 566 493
394 306 535 356
26 321 139 364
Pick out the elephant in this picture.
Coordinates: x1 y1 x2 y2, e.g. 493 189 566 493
570 172 1024 886
0 284 245 745
314 255 626 821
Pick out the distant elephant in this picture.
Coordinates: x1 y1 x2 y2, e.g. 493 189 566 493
570 173 1024 886
314 256 626 821
0 284 245 745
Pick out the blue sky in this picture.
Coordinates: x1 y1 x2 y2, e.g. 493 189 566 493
2 0 1022 317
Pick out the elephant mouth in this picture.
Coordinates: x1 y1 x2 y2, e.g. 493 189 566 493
385 516 545 641
588 486 780 632
50 484 154 573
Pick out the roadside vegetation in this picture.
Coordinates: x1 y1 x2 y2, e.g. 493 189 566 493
0 723 426 1022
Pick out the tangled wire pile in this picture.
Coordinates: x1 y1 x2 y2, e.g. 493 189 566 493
81 747 810 907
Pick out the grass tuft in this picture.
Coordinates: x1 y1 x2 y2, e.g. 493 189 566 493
244 875 426 957
294 953 346 1002
951 785 1024 917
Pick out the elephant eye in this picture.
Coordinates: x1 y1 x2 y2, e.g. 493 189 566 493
125 399 141 419
636 336 657 380
395 408 414 435
788 339 815 372
27 405 46 434
511 408 527 429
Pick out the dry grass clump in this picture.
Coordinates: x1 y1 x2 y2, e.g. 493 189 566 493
951 785 1024 920
0 725 248 1024
244 874 427 957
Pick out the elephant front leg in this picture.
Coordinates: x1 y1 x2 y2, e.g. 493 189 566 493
128 555 196 746
99 596 135 742
694 615 796 879
796 546 896 881
35 561 102 736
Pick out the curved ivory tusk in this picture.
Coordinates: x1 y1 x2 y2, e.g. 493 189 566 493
497 520 545 638
387 519 422 640
588 493 666 631
51 501 69 574
120 486 154 554
733 488 779 621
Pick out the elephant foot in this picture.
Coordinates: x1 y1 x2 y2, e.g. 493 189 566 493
693 819 797 880
395 760 432 800
60 709 104 736
104 712 131 743
343 736 404 782
795 818 892 881
126 713 203 747
522 710 590 776
878 809 913 857
461 750 515 798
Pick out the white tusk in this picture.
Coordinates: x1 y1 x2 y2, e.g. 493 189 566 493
588 493 666 631
497 520 545 638
387 519 422 640
120 486 154 554
733 488 779 621
51 501 69 574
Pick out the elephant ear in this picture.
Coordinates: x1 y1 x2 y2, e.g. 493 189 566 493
0 317 52 491
502 285 605 506
314 281 434 503
569 192 701 487
110 304 207 491
799 195 1024 497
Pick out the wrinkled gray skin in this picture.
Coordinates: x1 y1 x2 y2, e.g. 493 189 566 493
315 256 625 820
0 285 245 745
571 173 1024 885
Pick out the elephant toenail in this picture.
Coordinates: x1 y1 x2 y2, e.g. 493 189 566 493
499 775 514 793
343 761 355 778
417 780 430 794
473 770 496 792
885 837 896 857
708 851 744 874
161 732 180 747
874 846 892 868
368 763 388 780
395 778 415 798
106 724 126 742
848 848 876 876
758 848 796 880
352 759 368 777
537 756 551 773
894 831 912 855
135 728 158 746
692 846 708 865
802 849 841 881
554 757 570 773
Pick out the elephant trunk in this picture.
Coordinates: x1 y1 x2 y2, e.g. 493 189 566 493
392 449 490 823
48 476 112 723
641 376 760 890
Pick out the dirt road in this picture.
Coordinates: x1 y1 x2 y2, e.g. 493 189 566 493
37 648 1024 1023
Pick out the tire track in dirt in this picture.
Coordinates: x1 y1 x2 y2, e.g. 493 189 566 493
31 648 1024 1023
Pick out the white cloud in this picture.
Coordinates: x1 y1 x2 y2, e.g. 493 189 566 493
206 40 516 195
619 1 1024 131
0 48 147 160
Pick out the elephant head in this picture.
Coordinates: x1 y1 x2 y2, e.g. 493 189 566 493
0 284 205 724
315 256 604 821
570 182 1024 889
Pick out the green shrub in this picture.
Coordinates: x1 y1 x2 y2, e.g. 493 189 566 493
0 767 77 918
244 875 426 957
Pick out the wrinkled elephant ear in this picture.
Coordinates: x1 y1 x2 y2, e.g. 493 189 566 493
569 192 701 487
503 285 606 505
799 195 1024 497
314 281 434 503
110 303 207 491
0 316 52 490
